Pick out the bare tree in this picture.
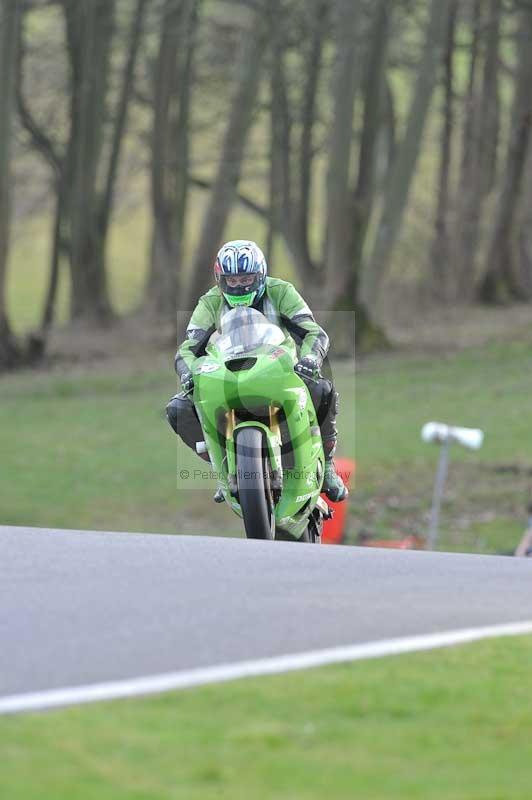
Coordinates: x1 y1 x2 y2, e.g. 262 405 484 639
348 0 390 304
324 0 362 304
17 3 68 335
187 0 270 307
361 0 451 314
62 0 146 322
17 0 146 329
478 0 501 197
0 0 21 368
294 0 328 280
269 0 329 284
453 0 501 300
478 6 532 303
428 0 457 301
62 0 115 321
324 0 392 349
146 0 198 318
516 139 532 298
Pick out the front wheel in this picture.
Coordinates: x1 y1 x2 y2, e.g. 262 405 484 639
236 427 275 540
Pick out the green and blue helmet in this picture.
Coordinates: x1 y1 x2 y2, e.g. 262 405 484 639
214 240 267 308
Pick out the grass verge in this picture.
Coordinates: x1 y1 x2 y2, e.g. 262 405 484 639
0 357 353 536
1 337 531 551
1 635 532 799
353 339 532 554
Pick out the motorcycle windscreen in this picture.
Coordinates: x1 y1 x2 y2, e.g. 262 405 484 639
216 307 285 357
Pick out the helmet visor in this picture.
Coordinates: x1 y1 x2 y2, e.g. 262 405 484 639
219 272 262 297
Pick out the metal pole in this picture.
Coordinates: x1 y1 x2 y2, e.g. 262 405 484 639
427 438 450 550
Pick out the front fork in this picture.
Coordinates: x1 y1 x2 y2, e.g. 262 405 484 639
225 407 283 500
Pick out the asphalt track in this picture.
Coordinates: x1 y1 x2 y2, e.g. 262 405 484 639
1 526 531 711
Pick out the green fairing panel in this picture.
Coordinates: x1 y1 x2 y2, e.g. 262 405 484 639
192 341 324 539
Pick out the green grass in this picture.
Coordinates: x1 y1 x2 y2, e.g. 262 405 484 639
0 357 179 533
2 635 532 799
1 336 530 552
0 354 276 538
352 339 532 553
0 355 353 535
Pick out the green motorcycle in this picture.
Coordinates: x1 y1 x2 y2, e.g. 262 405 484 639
191 307 331 542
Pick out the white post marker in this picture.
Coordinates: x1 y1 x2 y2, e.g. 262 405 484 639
421 422 484 550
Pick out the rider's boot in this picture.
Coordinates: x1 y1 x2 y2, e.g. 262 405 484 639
213 486 225 503
322 438 348 502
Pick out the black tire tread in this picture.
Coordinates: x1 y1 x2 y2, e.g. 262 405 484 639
236 427 274 540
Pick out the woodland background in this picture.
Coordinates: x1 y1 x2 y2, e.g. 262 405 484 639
1 0 532 366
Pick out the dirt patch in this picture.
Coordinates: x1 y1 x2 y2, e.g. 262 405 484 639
17 312 177 379
379 284 532 355
18 286 532 375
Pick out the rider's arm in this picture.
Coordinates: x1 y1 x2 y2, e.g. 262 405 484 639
174 296 217 378
278 283 329 366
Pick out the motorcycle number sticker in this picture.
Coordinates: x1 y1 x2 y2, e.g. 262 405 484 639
197 362 220 374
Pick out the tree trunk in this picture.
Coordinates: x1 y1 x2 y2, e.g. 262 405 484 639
64 0 116 322
327 0 391 353
0 0 21 369
62 0 146 324
361 0 451 313
186 1 269 308
17 3 65 337
429 0 457 301
147 0 197 318
516 139 532 299
266 61 281 267
99 0 147 242
349 0 390 290
478 7 532 303
324 0 362 304
453 0 501 300
269 23 296 269
478 0 501 197
268 0 325 283
64 0 115 322
40 183 64 332
295 0 327 279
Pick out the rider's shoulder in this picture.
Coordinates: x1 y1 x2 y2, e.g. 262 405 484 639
265 276 294 294
199 285 224 307
202 285 222 299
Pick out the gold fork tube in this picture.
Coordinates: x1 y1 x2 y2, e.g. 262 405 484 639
226 409 236 439
269 406 281 440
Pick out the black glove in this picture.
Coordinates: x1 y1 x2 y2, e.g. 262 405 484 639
294 355 321 381
180 371 194 395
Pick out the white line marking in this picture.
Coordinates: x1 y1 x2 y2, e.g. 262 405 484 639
1 620 532 715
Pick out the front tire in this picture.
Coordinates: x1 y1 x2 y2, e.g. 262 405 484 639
236 427 275 540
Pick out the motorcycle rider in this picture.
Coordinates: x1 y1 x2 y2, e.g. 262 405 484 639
166 239 348 502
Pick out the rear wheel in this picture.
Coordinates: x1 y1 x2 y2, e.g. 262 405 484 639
302 509 323 544
298 526 320 544
236 427 275 540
